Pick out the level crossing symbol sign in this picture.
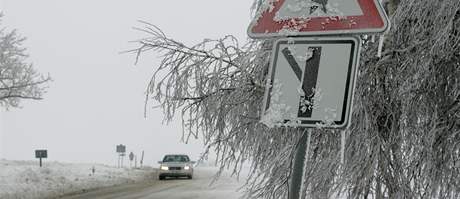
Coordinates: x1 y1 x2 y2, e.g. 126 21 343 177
248 0 389 38
261 37 360 128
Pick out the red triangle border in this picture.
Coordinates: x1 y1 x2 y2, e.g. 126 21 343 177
249 0 389 37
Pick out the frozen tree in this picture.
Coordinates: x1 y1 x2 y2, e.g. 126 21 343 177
0 16 50 108
133 0 459 198
342 0 460 198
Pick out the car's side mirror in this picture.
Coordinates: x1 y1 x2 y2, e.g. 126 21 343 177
158 161 163 164
190 161 196 164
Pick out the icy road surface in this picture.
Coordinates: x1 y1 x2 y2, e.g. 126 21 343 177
60 167 246 199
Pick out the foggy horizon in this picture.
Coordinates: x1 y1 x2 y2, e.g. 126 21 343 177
0 0 253 166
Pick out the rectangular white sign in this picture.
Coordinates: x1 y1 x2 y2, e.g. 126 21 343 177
261 36 360 128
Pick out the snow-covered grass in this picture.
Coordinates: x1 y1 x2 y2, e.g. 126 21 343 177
0 159 157 199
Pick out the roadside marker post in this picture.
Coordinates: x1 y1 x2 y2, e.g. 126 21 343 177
248 0 390 198
140 151 144 168
129 152 134 168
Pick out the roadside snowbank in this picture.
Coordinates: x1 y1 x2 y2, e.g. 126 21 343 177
0 160 156 199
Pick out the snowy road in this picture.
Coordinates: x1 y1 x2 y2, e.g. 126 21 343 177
60 167 245 199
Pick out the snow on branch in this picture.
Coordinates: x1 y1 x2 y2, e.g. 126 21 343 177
0 17 51 108
130 20 310 198
131 0 460 196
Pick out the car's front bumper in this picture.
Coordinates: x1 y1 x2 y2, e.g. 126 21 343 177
159 169 193 177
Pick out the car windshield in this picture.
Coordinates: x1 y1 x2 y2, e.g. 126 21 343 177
162 155 190 162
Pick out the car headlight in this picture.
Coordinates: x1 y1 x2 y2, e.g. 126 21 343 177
184 166 190 170
160 166 169 170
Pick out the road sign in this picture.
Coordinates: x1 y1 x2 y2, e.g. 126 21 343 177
248 0 389 38
261 36 360 128
35 149 48 167
35 150 47 158
129 152 134 161
116 145 126 153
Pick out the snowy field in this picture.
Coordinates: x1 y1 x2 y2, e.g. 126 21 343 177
0 160 157 199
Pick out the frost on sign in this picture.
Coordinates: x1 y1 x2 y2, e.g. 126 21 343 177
261 37 360 128
248 0 389 38
275 0 363 20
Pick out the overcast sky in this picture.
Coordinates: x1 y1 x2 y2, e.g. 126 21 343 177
0 0 253 166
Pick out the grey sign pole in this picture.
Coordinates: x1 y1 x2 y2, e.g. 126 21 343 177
118 154 121 168
129 152 134 168
261 37 361 199
289 129 311 199
140 151 144 168
120 153 125 168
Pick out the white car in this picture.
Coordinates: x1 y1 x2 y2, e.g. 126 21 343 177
158 154 195 180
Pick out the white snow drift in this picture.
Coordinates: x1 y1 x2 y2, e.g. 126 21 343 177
0 160 156 199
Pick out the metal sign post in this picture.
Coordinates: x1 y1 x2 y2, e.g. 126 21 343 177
120 153 125 168
35 150 48 167
289 129 312 199
116 144 126 168
129 152 134 168
261 37 360 199
140 151 144 168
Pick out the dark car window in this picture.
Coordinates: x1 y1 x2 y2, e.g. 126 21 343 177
163 155 190 162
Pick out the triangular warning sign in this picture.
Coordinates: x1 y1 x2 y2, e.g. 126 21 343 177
248 0 389 38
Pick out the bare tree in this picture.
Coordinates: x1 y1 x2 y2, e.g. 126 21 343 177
132 0 459 198
0 16 50 108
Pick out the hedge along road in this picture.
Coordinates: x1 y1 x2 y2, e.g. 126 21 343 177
59 167 245 199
